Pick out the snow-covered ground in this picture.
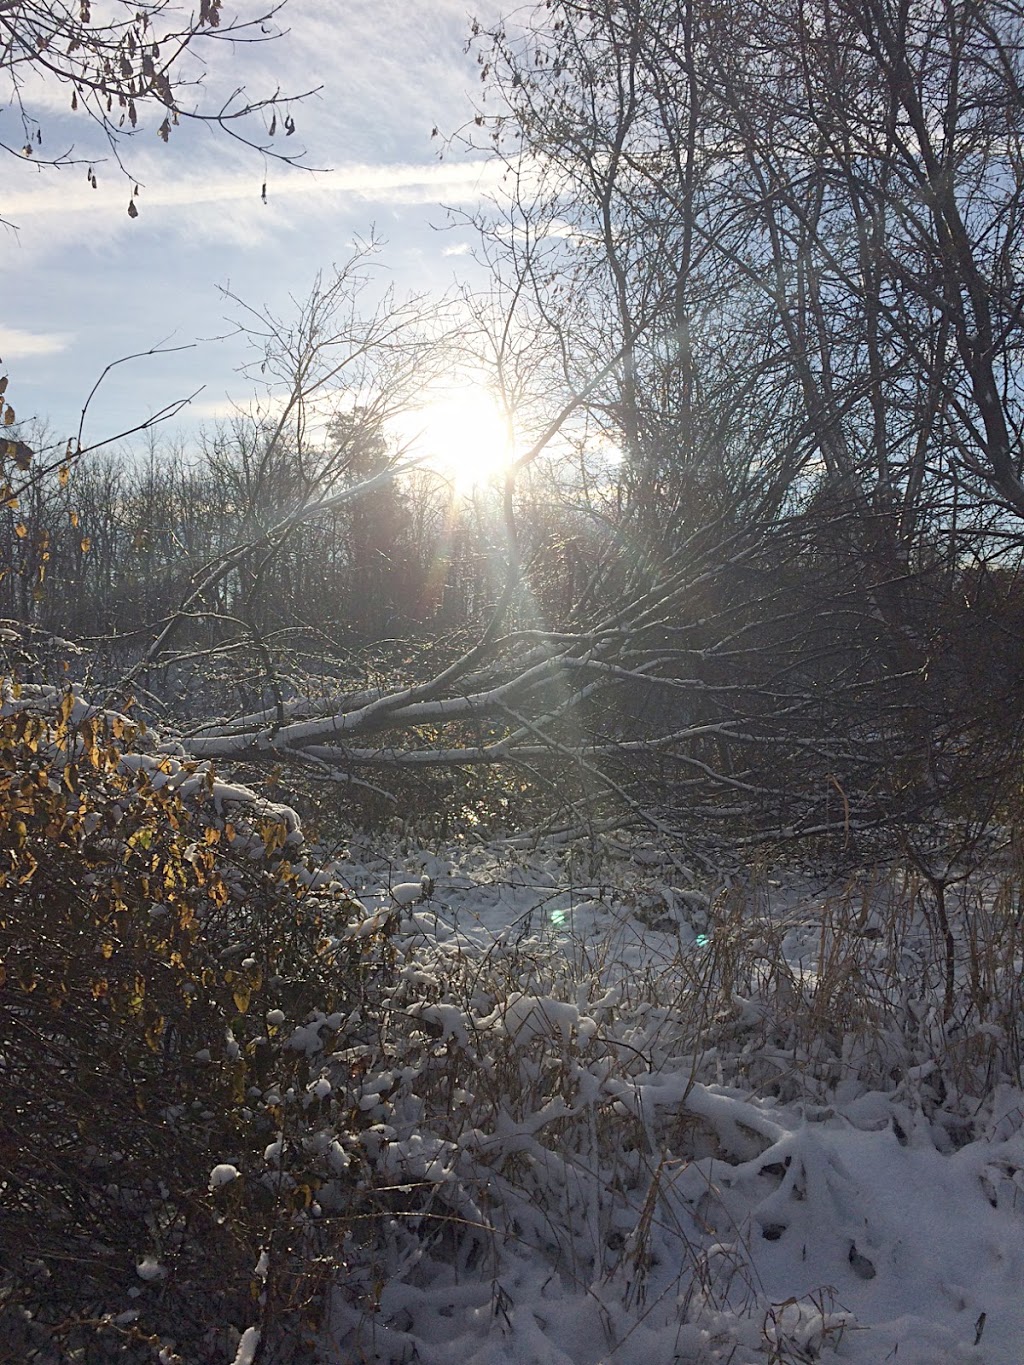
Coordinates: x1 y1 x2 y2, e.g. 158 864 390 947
313 842 1024 1364
7 686 1020 1363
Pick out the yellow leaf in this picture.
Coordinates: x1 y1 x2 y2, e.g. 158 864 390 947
80 537 91 554
79 717 99 766
129 973 146 1014
233 985 251 1014
3 406 14 425
14 523 26 538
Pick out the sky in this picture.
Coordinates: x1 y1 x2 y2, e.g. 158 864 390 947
0 1 511 451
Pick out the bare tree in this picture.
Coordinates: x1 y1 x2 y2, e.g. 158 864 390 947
22 0 1024 856
99 244 450 709
471 0 1024 537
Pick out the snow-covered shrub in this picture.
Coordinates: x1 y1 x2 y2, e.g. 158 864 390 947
309 850 1024 1363
315 910 717 1358
0 689 396 1362
691 866 1024 1119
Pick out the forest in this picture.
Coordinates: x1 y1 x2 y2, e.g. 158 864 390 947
4 0 1024 1361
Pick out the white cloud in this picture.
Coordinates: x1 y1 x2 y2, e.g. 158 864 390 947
1 156 505 224
0 327 72 358
183 395 253 423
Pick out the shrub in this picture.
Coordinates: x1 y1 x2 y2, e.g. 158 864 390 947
0 688 391 1363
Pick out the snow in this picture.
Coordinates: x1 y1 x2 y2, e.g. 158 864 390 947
230 1326 260 1365
14 682 1022 1362
208 1163 240 1191
134 1255 166 1282
390 875 433 906
317 844 1024 1364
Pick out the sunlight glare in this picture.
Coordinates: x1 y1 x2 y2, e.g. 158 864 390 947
408 386 514 492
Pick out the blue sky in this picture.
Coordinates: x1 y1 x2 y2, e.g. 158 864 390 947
1 1 506 447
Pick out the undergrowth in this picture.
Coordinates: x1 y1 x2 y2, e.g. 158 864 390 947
323 844 1024 1362
4 685 1024 1362
0 688 395 1363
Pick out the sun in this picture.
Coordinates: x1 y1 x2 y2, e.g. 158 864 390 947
404 385 514 492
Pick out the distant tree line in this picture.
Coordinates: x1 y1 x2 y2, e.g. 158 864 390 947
0 421 514 647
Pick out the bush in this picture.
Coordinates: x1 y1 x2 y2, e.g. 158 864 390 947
0 688 392 1363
